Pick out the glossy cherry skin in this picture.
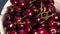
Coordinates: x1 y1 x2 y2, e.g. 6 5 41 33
26 0 33 5
6 14 12 20
17 24 25 28
5 20 14 29
34 15 41 23
18 0 26 8
42 4 47 12
10 30 17 34
48 0 54 5
42 0 48 3
31 30 38 34
14 6 21 11
7 7 14 15
23 18 31 26
48 27 57 34
48 18 58 27
23 8 33 18
32 5 39 12
18 29 28 34
10 0 18 5
48 4 55 12
37 27 48 34
14 16 22 23
25 26 31 32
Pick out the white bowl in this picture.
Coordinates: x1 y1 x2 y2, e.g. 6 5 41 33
0 0 60 34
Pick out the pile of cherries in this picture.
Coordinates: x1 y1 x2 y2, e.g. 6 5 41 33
4 0 60 34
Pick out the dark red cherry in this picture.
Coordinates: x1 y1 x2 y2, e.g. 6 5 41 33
42 0 48 3
26 0 33 5
10 0 18 5
24 8 33 18
23 18 31 26
32 5 39 12
48 18 58 27
48 0 54 5
5 20 14 29
18 29 28 34
48 4 55 12
49 27 57 34
17 24 25 28
18 0 26 8
37 27 48 34
31 30 38 34
7 7 14 15
25 26 31 32
34 15 41 23
14 6 21 11
42 4 47 12
10 30 17 34
14 16 22 23
6 14 12 20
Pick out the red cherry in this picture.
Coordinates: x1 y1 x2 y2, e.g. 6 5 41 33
42 4 47 12
17 24 25 28
14 16 22 23
49 27 57 34
26 0 33 5
18 29 28 34
48 18 58 27
42 0 48 3
48 0 54 5
10 30 17 34
31 30 38 34
7 7 14 15
18 0 26 8
14 6 21 11
10 0 18 5
37 27 48 34
23 18 31 26
48 4 55 12
24 8 33 18
25 26 31 32
34 15 41 23
5 20 14 29
6 14 12 20
32 5 39 12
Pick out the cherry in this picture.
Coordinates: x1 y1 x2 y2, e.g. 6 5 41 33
18 0 26 8
32 5 39 12
10 0 18 5
48 27 57 34
42 4 47 12
14 6 21 11
5 20 14 29
18 29 28 34
48 18 58 27
31 30 38 34
37 27 48 34
10 30 17 34
14 16 22 23
48 0 54 5
6 14 12 20
23 8 33 18
23 18 31 26
26 0 33 5
7 7 14 15
42 0 48 3
48 4 55 12
34 15 41 23
17 24 25 28
25 26 31 32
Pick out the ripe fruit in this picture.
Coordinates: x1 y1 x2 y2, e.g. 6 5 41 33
10 30 17 34
5 20 14 29
10 0 18 5
31 30 37 34
18 0 26 8
48 27 57 34
14 16 22 23
18 29 28 34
